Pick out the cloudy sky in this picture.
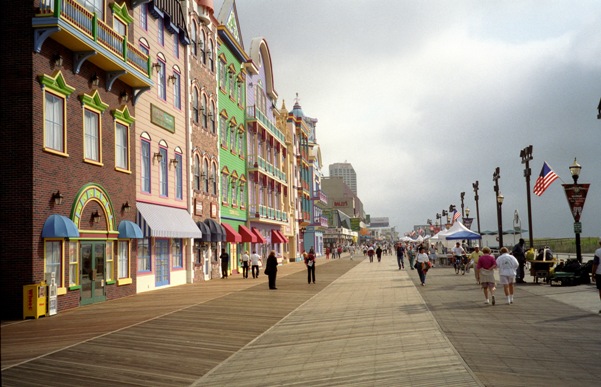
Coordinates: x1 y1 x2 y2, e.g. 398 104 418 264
219 0 601 239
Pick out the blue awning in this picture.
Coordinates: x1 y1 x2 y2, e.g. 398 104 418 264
204 218 225 242
196 221 210 242
137 202 202 238
42 215 80 238
118 220 143 239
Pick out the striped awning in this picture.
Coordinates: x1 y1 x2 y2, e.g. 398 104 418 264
136 202 202 238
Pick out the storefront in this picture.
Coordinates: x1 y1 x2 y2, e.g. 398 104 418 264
136 202 203 293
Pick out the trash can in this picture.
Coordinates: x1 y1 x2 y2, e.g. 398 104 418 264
23 282 47 319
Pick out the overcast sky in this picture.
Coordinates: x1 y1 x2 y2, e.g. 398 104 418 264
220 0 601 239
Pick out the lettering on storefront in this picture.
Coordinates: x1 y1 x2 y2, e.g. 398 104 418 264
333 201 348 207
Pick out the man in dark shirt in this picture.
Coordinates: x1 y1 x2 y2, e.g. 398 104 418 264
220 248 229 279
512 238 526 283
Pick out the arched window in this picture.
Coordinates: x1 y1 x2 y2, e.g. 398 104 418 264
191 21 197 56
203 159 209 193
202 94 208 128
210 101 216 133
193 88 199 123
193 154 200 190
200 31 206 65
208 40 215 72
211 163 217 195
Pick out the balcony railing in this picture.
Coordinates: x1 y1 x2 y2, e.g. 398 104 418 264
247 155 286 182
246 106 286 144
252 205 287 222
34 0 152 88
312 190 328 204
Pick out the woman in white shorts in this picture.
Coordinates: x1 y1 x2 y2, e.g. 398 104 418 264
496 247 519 304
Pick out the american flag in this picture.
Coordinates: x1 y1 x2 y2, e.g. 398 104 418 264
452 210 461 223
533 162 559 196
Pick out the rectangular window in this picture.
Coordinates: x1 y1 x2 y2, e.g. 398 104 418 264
84 109 100 162
173 33 179 58
44 92 65 152
68 241 79 287
229 128 236 150
140 4 147 30
158 61 166 100
141 140 151 193
219 61 226 89
105 241 114 282
138 238 151 272
158 17 164 46
175 153 183 200
173 73 181 109
118 241 129 279
228 74 235 97
45 240 62 287
221 175 228 203
140 44 149 57
113 17 126 35
79 0 103 20
219 116 227 147
159 147 168 197
115 122 128 170
172 239 182 268
231 182 237 206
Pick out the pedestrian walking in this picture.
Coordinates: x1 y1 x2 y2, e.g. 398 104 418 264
591 237 601 314
416 246 430 286
265 250 278 289
220 248 229 279
376 245 383 262
396 243 405 270
305 247 316 284
241 250 250 279
367 245 375 262
470 245 483 284
496 247 519 304
325 247 330 260
428 243 437 268
512 238 527 283
476 247 497 305
337 246 343 259
407 244 415 270
250 250 261 278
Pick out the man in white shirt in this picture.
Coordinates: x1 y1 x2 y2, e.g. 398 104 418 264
250 251 262 279
241 251 250 279
496 247 519 304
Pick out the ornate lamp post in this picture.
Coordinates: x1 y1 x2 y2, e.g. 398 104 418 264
493 167 504 248
463 207 473 230
460 192 465 218
442 210 449 229
473 181 481 237
520 145 534 248
563 158 590 263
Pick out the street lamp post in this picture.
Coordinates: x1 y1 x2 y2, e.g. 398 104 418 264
520 145 534 249
493 167 504 248
473 181 481 237
460 192 465 218
563 158 590 263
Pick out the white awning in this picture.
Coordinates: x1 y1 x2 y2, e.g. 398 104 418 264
136 202 202 238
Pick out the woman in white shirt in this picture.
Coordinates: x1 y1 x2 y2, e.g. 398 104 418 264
416 246 431 286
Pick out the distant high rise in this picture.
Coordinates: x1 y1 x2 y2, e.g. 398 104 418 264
329 162 357 195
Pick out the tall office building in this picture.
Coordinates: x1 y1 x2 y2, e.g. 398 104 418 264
329 162 357 195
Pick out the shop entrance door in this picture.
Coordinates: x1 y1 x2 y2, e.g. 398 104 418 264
155 239 170 287
80 241 107 305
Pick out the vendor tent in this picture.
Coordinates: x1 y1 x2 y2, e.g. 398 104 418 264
444 221 481 240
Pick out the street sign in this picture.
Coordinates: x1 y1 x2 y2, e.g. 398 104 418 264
574 222 582 234
562 184 590 222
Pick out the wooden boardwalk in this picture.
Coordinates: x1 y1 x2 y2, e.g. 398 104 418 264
2 255 600 386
